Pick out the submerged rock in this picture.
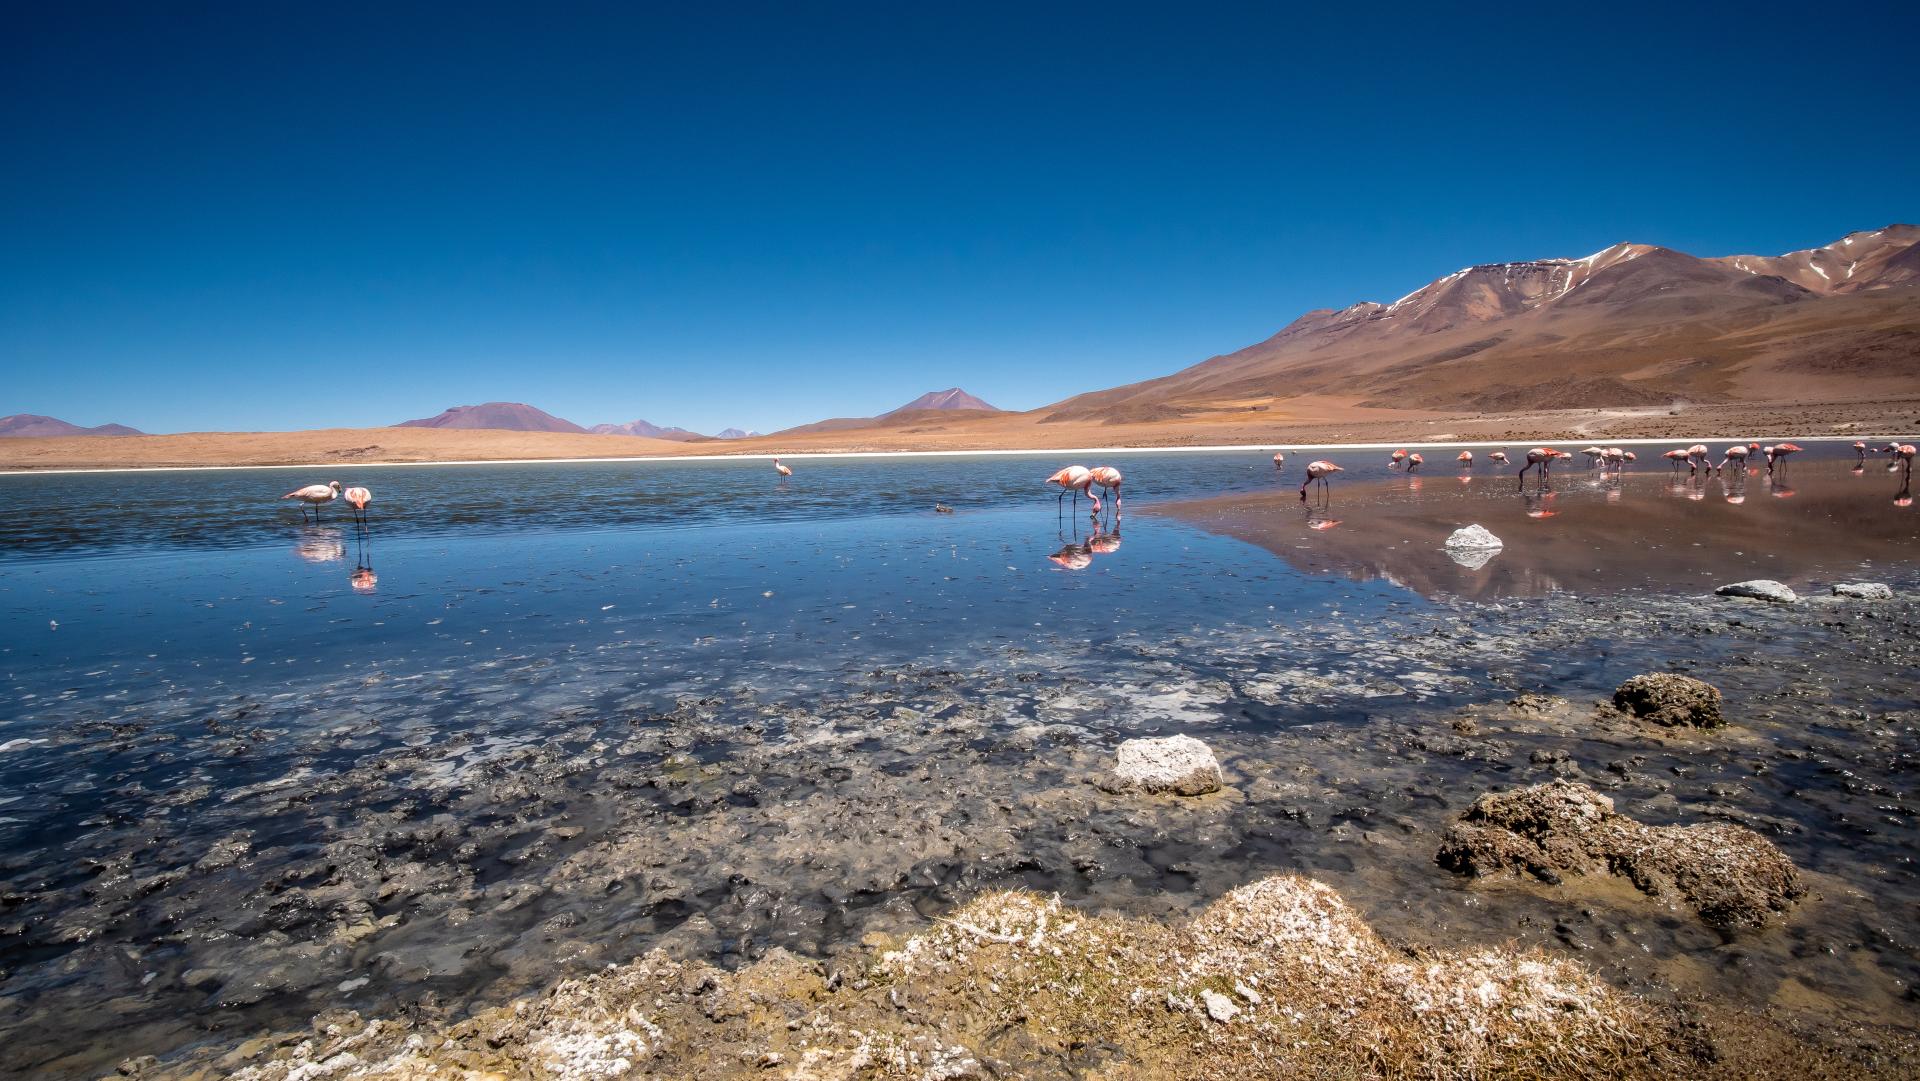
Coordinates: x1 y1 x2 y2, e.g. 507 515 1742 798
1614 673 1725 728
1832 582 1894 600
1715 580 1798 604
1111 734 1222 796
160 875 1715 1081
1436 780 1803 931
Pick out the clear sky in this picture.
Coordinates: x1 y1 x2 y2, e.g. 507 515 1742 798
4 3 1916 435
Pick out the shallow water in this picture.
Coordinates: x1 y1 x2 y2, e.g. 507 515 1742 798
1 443 1917 1076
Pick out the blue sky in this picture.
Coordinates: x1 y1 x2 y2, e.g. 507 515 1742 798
4 3 1916 435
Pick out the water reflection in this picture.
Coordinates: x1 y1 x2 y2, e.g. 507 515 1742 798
1160 457 1920 600
293 527 346 563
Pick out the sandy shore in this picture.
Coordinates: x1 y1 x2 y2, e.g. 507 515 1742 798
4 395 1917 472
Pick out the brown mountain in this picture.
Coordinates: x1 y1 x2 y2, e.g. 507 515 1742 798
589 419 706 440
1043 225 1920 420
881 388 999 415
397 402 586 433
781 389 1000 435
0 414 143 437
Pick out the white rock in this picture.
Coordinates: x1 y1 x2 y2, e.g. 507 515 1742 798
1201 988 1241 1022
1715 580 1798 604
1444 524 1504 550
1832 582 1893 600
1113 734 1222 796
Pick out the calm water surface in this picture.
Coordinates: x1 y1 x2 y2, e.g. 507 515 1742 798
1 443 1916 1075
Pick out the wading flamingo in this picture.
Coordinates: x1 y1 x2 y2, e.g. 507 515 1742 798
1046 466 1094 514
1300 460 1343 501
1766 442 1802 472
1271 450 1286 468
1716 445 1749 473
1406 453 1424 473
343 486 372 525
1686 444 1710 475
1663 448 1689 471
1488 450 1509 465
284 480 342 522
1389 449 1408 469
1894 444 1917 477
772 457 793 477
1854 440 1869 463
1457 450 1473 466
1516 448 1554 489
1089 466 1123 517
1581 446 1605 468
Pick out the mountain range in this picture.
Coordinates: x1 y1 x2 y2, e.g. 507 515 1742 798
588 419 705 441
0 414 142 438
1046 224 1918 421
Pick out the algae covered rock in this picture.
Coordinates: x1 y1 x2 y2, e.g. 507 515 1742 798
1112 734 1222 796
1437 780 1803 930
1614 673 1725 728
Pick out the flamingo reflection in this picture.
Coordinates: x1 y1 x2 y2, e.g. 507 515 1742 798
294 529 345 563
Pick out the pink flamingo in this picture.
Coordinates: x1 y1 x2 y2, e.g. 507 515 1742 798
283 480 341 522
1271 450 1286 468
1894 444 1917 478
1581 446 1605 468
1456 450 1473 467
1300 460 1343 500
1663 448 1689 472
1406 453 1424 473
1686 444 1710 475
1487 450 1509 465
1089 466 1123 517
343 486 372 525
1046 466 1093 514
1389 449 1408 469
1716 445 1749 473
1516 447 1555 489
1765 442 1801 472
1853 440 1869 463
772 457 793 477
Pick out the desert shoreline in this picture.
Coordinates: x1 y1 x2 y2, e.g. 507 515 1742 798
5 433 1916 476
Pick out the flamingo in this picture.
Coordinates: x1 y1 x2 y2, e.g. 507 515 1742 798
1456 450 1473 466
1686 444 1710 475
1089 466 1123 517
1406 453 1424 473
1516 448 1554 489
1488 450 1509 465
1622 451 1636 465
343 486 372 525
1271 450 1286 468
1300 460 1343 501
1581 446 1605 468
1046 466 1094 514
1663 448 1689 471
772 457 793 477
1894 444 1917 477
1766 442 1802 472
1388 449 1409 469
283 480 341 522
1716 445 1749 473
1853 440 1869 463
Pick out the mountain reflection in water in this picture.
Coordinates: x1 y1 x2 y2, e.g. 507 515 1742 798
1158 458 1918 600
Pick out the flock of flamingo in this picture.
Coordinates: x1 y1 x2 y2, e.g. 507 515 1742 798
273 440 1916 581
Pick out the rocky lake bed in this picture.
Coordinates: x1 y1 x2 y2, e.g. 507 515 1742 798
2 450 1918 1077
